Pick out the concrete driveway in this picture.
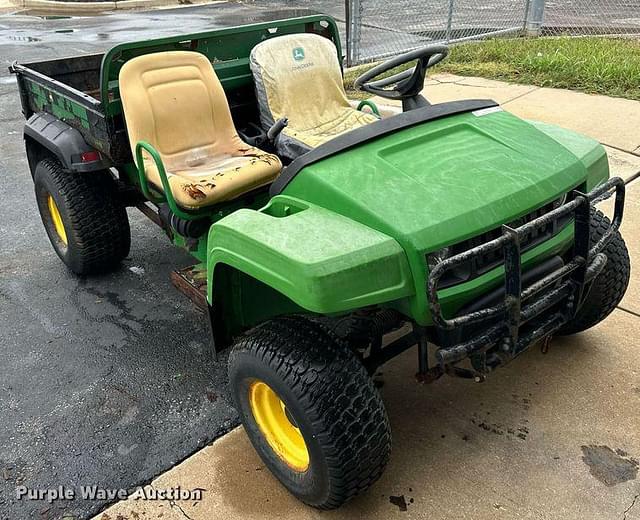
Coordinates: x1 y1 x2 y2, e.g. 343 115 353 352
100 312 640 519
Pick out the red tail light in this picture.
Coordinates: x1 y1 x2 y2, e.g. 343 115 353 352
81 151 101 162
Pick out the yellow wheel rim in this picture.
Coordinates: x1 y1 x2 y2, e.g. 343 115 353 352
248 381 310 472
47 194 67 245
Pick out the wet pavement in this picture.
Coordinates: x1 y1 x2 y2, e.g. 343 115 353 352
0 3 324 519
0 3 335 66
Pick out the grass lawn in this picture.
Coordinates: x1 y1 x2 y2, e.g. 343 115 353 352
344 37 640 101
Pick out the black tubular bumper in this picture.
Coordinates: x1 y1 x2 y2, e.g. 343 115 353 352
427 177 626 368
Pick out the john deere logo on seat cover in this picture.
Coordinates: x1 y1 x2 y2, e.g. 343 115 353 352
293 47 305 61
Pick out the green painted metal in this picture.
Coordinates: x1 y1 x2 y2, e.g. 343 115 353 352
278 109 608 324
357 99 381 117
27 81 91 130
135 141 194 221
206 196 414 314
17 72 113 155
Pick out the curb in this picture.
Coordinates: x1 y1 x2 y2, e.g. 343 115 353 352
6 0 223 13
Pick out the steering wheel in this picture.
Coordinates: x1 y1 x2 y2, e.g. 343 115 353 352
354 44 449 101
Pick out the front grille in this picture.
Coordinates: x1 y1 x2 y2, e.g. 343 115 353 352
429 194 574 289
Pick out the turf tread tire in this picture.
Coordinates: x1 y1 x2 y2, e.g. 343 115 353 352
34 158 130 275
557 208 630 335
228 315 391 509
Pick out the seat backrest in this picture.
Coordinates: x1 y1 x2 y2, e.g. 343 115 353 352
250 33 350 131
119 51 243 171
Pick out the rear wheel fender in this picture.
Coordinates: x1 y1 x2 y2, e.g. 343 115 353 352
24 112 111 174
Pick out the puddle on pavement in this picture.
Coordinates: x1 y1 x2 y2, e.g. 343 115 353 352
32 14 72 20
7 35 42 42
11 10 88 19
7 8 123 42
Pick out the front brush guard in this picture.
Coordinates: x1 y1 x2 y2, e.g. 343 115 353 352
427 177 626 369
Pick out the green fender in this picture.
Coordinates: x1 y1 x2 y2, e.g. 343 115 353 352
206 195 414 342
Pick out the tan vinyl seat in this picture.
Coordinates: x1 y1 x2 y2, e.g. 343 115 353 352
250 33 378 159
119 51 282 210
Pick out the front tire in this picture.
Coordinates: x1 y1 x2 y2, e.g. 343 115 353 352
228 316 391 509
34 158 131 275
557 208 630 335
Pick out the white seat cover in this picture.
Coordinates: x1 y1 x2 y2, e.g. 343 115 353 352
250 33 378 159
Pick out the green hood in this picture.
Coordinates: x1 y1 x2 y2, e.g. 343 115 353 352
282 109 603 252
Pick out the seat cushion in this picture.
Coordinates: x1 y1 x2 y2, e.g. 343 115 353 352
119 51 282 209
250 34 378 159
279 107 377 155
142 146 280 209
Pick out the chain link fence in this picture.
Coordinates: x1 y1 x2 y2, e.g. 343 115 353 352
244 0 640 65
347 0 640 64
542 0 640 36
348 0 529 64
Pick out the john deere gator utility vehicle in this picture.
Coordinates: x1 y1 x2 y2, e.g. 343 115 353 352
11 14 630 509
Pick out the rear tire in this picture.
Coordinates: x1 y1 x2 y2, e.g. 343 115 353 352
34 158 131 275
228 315 391 509
557 208 630 335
